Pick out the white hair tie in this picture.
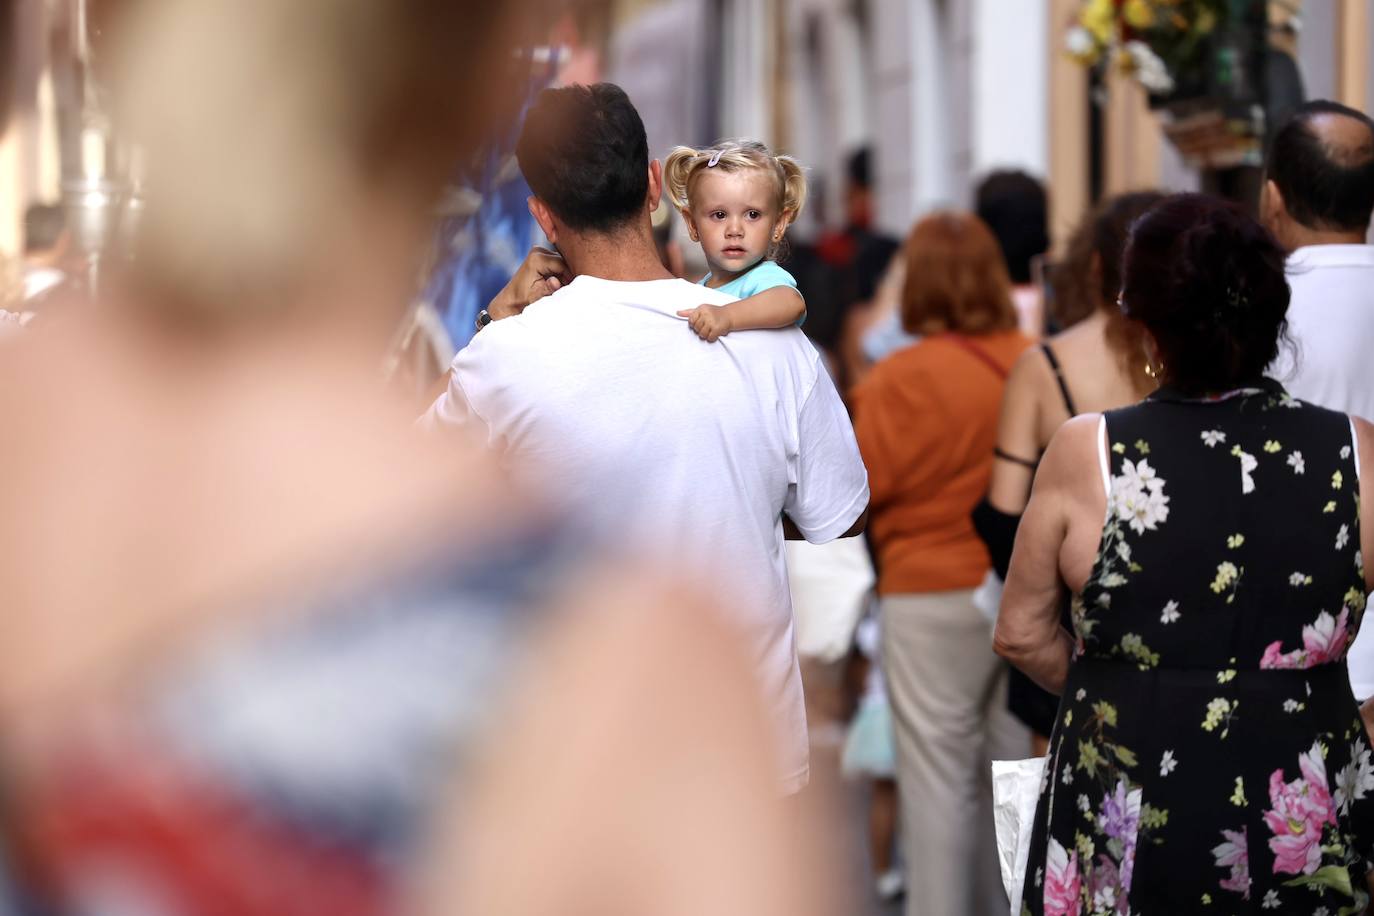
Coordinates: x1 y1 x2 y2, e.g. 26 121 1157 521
707 149 724 167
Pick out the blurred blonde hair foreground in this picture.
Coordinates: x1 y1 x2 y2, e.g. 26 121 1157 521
0 1 835 913
111 0 521 325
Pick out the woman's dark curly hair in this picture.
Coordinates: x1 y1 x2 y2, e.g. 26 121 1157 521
1119 193 1290 394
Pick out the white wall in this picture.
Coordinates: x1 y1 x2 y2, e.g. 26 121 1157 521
719 0 771 141
872 0 1053 237
785 0 871 234
870 0 917 235
1297 0 1337 102
970 0 1048 180
871 0 959 237
608 0 712 159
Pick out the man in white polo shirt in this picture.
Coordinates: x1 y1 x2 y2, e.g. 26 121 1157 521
1263 99 1374 699
424 83 869 792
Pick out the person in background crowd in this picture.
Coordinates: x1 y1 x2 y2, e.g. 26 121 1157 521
998 193 1374 913
851 211 1032 916
975 170 1049 339
840 611 903 903
802 147 900 377
852 169 1050 384
1041 215 1099 332
0 3 832 914
424 83 869 796
973 191 1163 754
1263 99 1374 706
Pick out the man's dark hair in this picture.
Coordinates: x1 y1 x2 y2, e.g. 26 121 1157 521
974 170 1048 285
847 147 872 190
1267 99 1374 233
515 83 649 233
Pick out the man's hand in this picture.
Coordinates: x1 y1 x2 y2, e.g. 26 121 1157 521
488 246 572 321
676 303 734 343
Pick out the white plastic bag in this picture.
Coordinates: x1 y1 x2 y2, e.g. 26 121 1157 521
992 756 1047 914
784 535 875 663
972 568 1004 626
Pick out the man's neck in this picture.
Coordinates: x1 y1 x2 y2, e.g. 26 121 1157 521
1286 226 1368 251
561 229 673 283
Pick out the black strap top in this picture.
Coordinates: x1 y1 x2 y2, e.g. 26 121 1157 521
1040 342 1078 417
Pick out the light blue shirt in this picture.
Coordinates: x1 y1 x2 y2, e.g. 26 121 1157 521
698 261 806 325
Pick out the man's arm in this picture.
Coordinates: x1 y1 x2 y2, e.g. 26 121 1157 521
783 509 866 541
486 246 571 321
420 246 570 428
783 367 870 543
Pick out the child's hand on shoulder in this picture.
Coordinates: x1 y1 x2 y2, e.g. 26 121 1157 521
677 303 733 343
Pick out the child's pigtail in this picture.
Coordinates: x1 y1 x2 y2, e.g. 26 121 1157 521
663 146 702 212
775 155 808 222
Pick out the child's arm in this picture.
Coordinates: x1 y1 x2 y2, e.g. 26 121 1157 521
677 287 806 342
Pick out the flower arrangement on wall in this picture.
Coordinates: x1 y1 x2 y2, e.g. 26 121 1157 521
1065 0 1229 98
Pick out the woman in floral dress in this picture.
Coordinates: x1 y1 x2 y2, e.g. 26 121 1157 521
996 193 1374 914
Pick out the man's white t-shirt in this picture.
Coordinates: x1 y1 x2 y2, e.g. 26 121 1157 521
1270 244 1374 698
425 275 870 791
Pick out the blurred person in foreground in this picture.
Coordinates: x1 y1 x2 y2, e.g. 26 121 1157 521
973 191 1163 755
423 83 870 795
850 211 1032 916
0 2 830 914
997 193 1374 913
1263 100 1374 708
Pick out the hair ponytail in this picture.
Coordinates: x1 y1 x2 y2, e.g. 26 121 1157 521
775 154 807 221
663 145 704 211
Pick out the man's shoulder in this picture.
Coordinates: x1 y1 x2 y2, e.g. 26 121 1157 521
1286 246 1374 288
1285 254 1374 326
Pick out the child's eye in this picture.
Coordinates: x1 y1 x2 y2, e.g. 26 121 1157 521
746 210 761 220
710 211 726 220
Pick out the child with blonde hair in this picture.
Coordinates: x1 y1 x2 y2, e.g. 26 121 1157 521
663 140 808 341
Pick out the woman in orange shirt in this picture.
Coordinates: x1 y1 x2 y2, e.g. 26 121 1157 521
851 211 1032 916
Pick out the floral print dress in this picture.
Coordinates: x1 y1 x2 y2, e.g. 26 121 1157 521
1022 380 1374 915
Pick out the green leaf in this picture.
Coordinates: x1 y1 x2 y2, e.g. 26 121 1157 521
1281 864 1354 898
1140 803 1169 831
1077 740 1103 778
1112 744 1139 768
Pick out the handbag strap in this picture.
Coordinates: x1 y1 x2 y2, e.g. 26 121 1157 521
943 333 1009 381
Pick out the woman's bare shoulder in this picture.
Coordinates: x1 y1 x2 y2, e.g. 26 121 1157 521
1004 342 1057 404
1037 413 1104 489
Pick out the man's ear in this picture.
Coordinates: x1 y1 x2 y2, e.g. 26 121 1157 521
647 159 664 213
528 196 558 245
1260 179 1286 236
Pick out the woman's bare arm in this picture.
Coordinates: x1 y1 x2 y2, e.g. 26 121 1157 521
986 347 1049 514
994 414 1101 695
